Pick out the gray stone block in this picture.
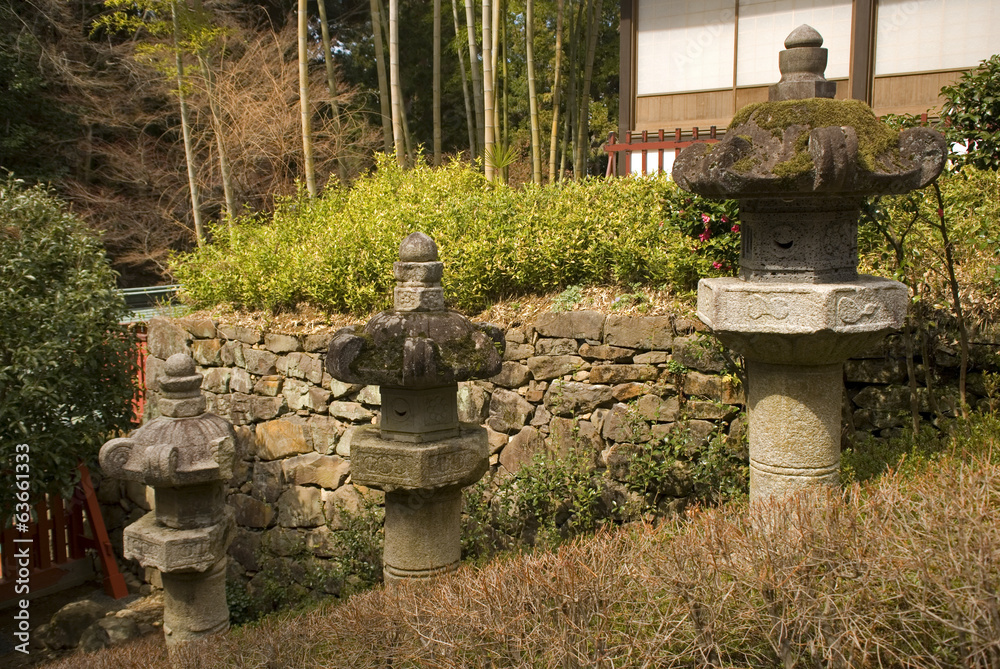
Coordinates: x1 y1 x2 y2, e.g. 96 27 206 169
488 388 534 433
329 401 374 422
603 315 673 350
499 426 545 473
535 337 579 356
503 342 535 361
492 361 532 388
230 493 274 528
276 486 325 528
255 419 313 460
264 333 302 353
148 318 191 359
526 355 585 381
636 394 681 423
191 339 223 366
282 452 350 490
218 324 262 344
534 311 606 341
589 364 659 385
543 379 614 417
242 347 278 375
580 343 634 361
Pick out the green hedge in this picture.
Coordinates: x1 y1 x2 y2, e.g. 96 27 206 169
172 155 740 314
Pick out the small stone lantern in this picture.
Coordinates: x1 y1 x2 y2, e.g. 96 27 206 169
326 232 503 584
100 353 235 651
673 25 947 503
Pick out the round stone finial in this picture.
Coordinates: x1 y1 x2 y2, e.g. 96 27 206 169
159 353 203 402
165 353 196 377
399 232 438 262
784 24 823 49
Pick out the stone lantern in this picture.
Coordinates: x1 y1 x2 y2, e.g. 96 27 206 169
100 353 235 651
672 25 947 503
326 232 503 583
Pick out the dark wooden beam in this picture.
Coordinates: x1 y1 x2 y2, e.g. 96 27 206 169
618 0 635 175
850 0 876 104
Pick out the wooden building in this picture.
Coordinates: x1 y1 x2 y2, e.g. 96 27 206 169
613 0 1000 175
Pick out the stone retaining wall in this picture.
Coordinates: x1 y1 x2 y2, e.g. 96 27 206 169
95 310 995 599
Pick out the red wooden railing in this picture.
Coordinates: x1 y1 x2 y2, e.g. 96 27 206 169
0 464 128 602
133 323 148 422
605 126 722 176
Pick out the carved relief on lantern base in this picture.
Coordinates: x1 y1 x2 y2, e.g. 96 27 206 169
697 275 906 366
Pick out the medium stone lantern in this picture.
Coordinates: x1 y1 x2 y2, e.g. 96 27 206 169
100 353 235 651
326 232 503 583
673 25 947 503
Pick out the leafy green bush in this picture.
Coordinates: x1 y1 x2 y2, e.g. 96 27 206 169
0 177 137 514
172 155 741 314
463 447 609 560
942 54 1000 171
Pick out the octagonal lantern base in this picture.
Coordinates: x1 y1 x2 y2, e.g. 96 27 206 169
697 275 906 366
351 424 488 493
123 509 234 573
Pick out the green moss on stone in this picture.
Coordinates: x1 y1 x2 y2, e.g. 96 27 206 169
731 155 762 174
773 151 815 177
350 331 403 374
730 98 899 172
438 331 491 373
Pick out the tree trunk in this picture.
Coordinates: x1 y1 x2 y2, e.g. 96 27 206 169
388 0 405 165
197 56 236 221
172 1 204 243
491 0 500 147
433 0 442 166
370 0 393 153
501 0 509 182
526 0 541 184
575 0 602 179
482 0 495 181
464 0 484 157
562 0 583 181
316 0 346 181
451 0 477 158
547 0 565 182
298 0 317 195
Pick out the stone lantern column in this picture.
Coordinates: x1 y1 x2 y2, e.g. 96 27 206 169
326 232 503 583
673 25 947 503
100 353 235 651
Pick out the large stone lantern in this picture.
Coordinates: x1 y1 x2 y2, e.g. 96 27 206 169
326 232 503 583
100 354 235 651
673 25 947 503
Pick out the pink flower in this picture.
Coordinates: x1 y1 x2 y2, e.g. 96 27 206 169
731 223 740 233
698 228 712 242
720 215 729 223
701 213 711 224
712 261 723 269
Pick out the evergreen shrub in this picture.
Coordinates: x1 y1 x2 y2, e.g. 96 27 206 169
0 177 138 513
172 155 740 314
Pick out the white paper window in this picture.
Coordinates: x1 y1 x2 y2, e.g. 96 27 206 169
636 0 737 95
736 0 853 87
875 0 1000 75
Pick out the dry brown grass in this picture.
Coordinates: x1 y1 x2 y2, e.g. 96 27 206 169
44 422 1000 668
